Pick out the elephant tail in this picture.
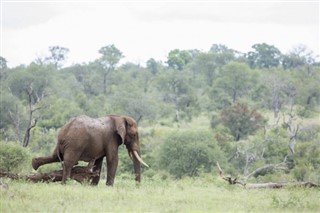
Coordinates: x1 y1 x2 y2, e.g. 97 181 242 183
56 144 64 169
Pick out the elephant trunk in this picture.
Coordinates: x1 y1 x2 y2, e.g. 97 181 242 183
131 150 149 183
133 153 141 182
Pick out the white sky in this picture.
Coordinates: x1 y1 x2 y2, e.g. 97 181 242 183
1 0 319 67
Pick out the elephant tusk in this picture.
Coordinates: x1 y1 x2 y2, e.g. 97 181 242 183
133 151 149 168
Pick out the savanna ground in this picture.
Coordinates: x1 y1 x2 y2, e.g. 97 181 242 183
1 177 320 213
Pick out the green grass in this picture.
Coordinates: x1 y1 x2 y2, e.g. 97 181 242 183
1 177 319 213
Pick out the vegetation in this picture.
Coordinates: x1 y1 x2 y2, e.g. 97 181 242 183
0 42 320 186
1 179 320 212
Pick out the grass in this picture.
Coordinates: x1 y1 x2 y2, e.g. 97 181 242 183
1 177 320 213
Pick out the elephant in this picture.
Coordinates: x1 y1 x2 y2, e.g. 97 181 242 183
32 115 149 186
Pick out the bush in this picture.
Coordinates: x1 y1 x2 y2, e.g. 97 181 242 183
0 141 31 172
219 102 266 141
158 130 226 179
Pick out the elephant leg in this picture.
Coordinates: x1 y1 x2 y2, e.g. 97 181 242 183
32 152 61 170
61 152 79 184
106 151 119 186
91 157 104 186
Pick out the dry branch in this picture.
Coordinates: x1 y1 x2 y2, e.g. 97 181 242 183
0 166 99 184
245 182 319 189
216 161 319 189
243 156 288 181
216 162 245 186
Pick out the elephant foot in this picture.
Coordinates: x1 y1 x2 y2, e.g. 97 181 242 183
32 158 40 170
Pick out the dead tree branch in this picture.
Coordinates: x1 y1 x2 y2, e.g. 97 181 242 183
216 161 319 189
0 166 99 184
243 156 288 181
245 182 319 189
216 162 245 186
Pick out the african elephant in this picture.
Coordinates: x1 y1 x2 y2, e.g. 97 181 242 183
32 115 149 186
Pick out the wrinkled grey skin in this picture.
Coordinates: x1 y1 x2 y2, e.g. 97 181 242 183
32 115 143 186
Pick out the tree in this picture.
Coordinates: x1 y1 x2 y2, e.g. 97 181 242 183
156 70 199 121
66 63 103 97
98 44 124 94
45 46 69 69
192 53 217 87
0 56 7 69
262 70 289 120
146 58 160 75
0 56 8 82
214 62 257 103
220 102 266 141
167 49 193 71
209 44 237 66
247 43 282 69
6 64 52 147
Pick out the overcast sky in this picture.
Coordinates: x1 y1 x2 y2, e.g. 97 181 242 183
1 0 319 67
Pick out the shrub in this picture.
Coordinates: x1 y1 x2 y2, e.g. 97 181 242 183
158 130 226 179
219 102 266 141
0 141 31 172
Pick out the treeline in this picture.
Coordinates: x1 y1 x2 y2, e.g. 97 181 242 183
0 43 319 183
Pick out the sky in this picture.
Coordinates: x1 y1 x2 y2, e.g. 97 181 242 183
1 0 319 67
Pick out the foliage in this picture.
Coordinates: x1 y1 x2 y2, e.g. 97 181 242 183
98 44 124 70
219 102 266 141
1 180 320 213
214 62 257 103
0 42 319 182
247 43 282 69
167 49 193 70
0 141 31 172
45 46 69 69
159 130 226 178
0 56 7 70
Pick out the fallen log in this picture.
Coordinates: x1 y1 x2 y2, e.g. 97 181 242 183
245 182 320 189
0 166 99 184
216 162 320 189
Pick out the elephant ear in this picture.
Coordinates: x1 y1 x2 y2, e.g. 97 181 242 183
114 117 126 144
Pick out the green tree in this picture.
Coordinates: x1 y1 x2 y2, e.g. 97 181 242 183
167 49 193 71
156 70 199 121
247 43 282 69
285 66 320 116
192 53 217 87
0 56 7 69
209 44 237 66
0 56 8 82
260 70 292 119
6 63 53 146
45 46 69 69
146 58 160 75
98 44 124 94
66 62 103 97
282 45 317 70
214 62 257 103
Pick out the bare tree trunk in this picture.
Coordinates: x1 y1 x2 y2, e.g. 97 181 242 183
282 109 301 155
22 85 40 147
